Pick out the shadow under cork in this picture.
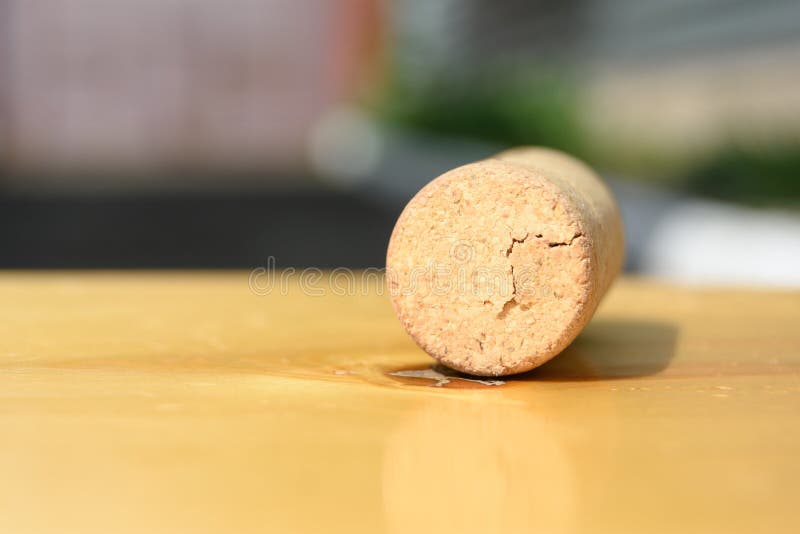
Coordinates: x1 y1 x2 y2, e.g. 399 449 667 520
386 319 678 387
513 319 679 382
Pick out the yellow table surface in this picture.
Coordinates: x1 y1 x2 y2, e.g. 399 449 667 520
1 272 798 533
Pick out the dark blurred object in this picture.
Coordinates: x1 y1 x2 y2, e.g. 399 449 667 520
0 190 397 268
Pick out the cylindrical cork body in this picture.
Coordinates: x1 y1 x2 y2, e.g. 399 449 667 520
386 147 624 376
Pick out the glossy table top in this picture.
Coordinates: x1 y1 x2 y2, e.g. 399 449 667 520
0 272 798 533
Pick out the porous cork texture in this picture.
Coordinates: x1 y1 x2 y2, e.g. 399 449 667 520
386 147 624 376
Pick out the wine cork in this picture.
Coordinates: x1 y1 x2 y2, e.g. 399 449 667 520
386 147 624 376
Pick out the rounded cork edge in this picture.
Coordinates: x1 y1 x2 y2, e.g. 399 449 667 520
387 159 599 377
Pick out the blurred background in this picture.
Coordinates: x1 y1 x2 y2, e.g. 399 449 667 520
1 0 798 285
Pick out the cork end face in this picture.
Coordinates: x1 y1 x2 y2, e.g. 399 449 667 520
387 160 595 376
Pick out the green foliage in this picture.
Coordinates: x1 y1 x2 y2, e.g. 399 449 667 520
374 70 588 157
372 68 800 207
685 144 800 206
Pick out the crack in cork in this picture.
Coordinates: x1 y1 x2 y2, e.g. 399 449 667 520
496 230 582 319
504 234 527 257
548 232 583 247
498 232 527 319
476 332 486 353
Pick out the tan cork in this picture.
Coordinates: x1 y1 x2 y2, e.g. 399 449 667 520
386 147 624 376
